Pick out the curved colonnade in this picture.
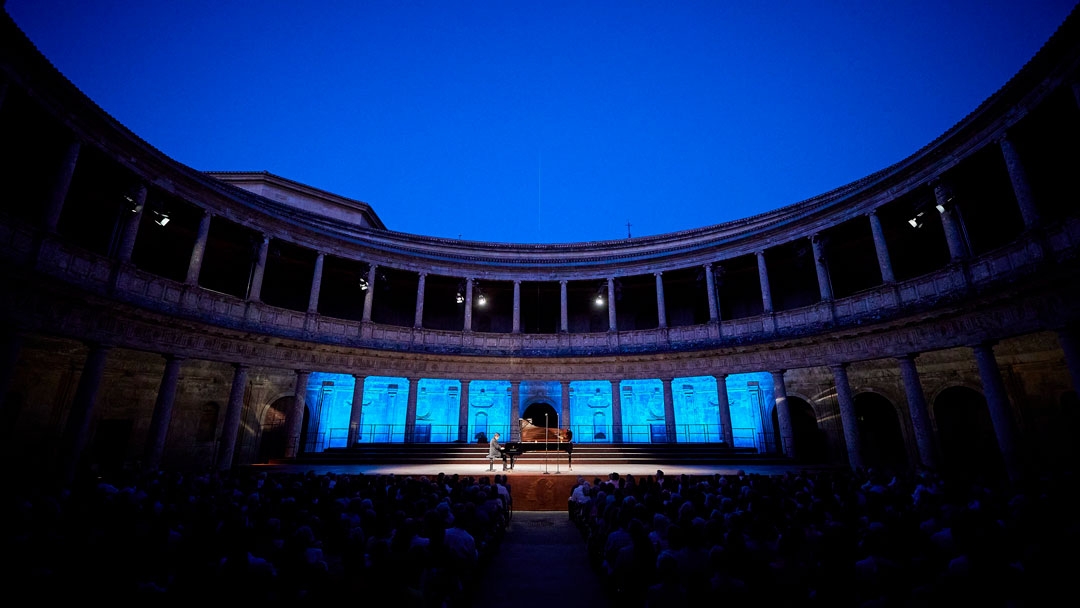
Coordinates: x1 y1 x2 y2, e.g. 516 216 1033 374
2 8 1080 485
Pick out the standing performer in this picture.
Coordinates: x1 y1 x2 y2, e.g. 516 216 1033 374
488 432 505 471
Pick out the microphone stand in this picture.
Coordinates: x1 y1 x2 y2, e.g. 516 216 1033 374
543 413 550 474
554 413 562 474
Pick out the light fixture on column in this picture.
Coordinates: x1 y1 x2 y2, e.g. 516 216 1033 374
595 292 605 306
477 291 487 306
359 276 369 291
907 211 925 228
152 210 170 227
456 291 464 304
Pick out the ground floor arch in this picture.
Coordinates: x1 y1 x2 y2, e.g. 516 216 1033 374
854 391 908 473
934 385 1005 481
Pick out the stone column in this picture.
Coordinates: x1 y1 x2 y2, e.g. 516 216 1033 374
458 380 470 442
248 235 269 301
868 210 895 284
831 363 863 470
654 272 667 329
43 139 81 233
283 370 310 458
1057 327 1080 393
404 377 419 442
607 277 617 331
116 184 146 264
561 381 571 431
933 180 967 262
704 263 719 323
216 364 248 471
59 342 111 485
143 355 184 473
559 280 569 332
661 377 676 442
464 278 474 331
512 280 521 333
999 134 1040 229
185 210 212 285
896 355 937 470
347 374 366 446
715 373 734 445
611 380 623 443
772 370 794 457
972 342 1024 482
811 234 833 301
0 331 25 427
308 252 325 314
362 264 377 321
756 251 773 314
510 380 521 440
414 272 426 328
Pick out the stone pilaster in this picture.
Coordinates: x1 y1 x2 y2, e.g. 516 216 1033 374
972 342 1024 482
216 364 248 470
510 380 521 441
812 234 833 301
831 363 863 470
757 251 773 314
661 377 676 442
559 280 569 332
999 134 1040 229
414 272 426 328
896 355 937 470
655 272 667 329
43 139 81 233
458 380 470 443
772 370 793 457
404 377 419 442
607 277 617 331
868 210 895 284
115 184 146 264
704 263 719 323
185 210 212 285
248 236 269 301
143 355 184 472
611 380 623 443
464 277 474 331
347 374 366 446
283 370 310 458
308 252 325 314
512 280 521 333
59 342 111 485
715 373 734 446
934 180 968 262
362 264 377 322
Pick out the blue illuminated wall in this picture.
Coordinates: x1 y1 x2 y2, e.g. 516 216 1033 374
467 380 511 443
299 371 774 448
569 380 612 443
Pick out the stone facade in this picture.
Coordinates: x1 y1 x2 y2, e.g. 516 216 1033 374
1 7 1079 484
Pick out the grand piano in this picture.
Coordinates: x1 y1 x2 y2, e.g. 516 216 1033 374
502 418 573 470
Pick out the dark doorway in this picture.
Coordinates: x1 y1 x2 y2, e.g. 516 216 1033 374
855 392 908 474
257 397 290 463
934 386 1005 481
789 397 829 464
90 418 132 474
521 402 560 429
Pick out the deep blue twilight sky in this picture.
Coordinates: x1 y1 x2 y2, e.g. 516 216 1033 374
7 1 1078 244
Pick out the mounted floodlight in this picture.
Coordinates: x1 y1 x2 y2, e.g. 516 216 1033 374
477 292 487 306
595 294 605 306
359 277 369 291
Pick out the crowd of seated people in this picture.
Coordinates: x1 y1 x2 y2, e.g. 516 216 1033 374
569 468 1076 607
3 468 513 606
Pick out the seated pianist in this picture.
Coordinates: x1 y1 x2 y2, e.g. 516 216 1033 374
501 418 574 470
